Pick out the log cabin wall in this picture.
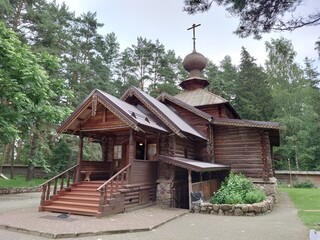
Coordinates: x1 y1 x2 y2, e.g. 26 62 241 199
214 125 272 179
130 160 158 184
164 101 209 136
197 105 236 119
175 136 196 159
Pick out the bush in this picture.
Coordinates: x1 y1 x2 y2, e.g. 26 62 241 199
211 173 266 204
293 180 315 189
244 190 266 204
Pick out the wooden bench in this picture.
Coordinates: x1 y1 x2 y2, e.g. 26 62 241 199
81 161 112 181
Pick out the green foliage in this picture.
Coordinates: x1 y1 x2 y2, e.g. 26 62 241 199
0 175 45 188
293 180 315 189
211 173 266 204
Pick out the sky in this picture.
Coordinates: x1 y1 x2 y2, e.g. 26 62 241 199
55 0 320 69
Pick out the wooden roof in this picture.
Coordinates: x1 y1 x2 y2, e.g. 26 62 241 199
174 88 228 106
159 155 230 172
157 92 213 121
213 118 282 130
57 89 168 135
121 86 206 140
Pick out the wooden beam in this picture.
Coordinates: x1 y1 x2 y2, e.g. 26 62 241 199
188 170 192 210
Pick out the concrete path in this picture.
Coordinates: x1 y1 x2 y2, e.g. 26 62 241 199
0 191 309 240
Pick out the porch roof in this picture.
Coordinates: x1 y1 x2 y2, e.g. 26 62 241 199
158 155 230 172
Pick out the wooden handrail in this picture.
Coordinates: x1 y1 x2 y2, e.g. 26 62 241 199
97 164 131 192
39 164 78 187
39 164 78 210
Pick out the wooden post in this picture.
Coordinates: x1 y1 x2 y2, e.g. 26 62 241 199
288 158 293 187
260 131 269 182
128 129 134 183
76 132 84 182
188 170 192 210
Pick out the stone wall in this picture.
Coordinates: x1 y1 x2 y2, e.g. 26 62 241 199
253 177 278 202
0 186 42 195
191 196 275 216
156 162 175 207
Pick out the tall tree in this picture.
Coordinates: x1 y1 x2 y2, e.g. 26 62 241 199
234 47 273 120
205 55 237 102
265 38 319 170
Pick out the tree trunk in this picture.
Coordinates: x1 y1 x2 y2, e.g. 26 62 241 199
15 139 23 162
0 143 14 175
10 140 15 179
26 133 37 181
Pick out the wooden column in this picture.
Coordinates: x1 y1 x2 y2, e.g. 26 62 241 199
76 132 84 182
260 131 269 182
128 129 134 183
207 124 214 162
188 169 192 210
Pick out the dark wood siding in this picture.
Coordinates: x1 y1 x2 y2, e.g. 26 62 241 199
214 126 272 178
130 160 157 184
197 105 236 119
82 106 127 130
175 136 195 159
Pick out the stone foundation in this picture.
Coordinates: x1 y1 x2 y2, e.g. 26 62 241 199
253 177 278 202
156 162 175 207
191 195 275 216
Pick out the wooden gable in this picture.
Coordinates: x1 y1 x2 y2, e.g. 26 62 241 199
81 103 128 131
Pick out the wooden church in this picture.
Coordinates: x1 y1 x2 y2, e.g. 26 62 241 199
39 27 280 217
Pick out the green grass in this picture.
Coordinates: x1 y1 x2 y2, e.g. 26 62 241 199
280 187 320 230
0 175 45 188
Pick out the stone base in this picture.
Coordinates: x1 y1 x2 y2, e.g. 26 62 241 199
253 177 278 202
191 196 275 216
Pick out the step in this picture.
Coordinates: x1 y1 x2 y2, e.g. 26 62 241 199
51 201 99 209
43 205 98 216
58 196 100 203
66 191 101 197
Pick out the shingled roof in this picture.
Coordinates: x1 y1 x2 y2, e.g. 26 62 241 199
121 86 206 140
57 89 168 134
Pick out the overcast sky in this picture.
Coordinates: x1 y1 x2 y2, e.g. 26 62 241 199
55 0 319 69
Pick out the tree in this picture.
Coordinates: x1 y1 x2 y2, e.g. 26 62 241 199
0 22 71 179
265 38 320 171
234 47 273 120
205 55 237 102
183 0 320 39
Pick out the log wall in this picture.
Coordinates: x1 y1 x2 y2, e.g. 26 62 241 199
197 105 235 119
130 160 157 184
214 126 273 178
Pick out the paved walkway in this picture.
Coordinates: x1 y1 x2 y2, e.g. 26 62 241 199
0 191 309 240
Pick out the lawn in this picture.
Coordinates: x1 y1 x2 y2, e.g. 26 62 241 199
280 188 320 230
0 175 45 188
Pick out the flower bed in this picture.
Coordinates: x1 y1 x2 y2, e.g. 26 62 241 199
191 195 275 216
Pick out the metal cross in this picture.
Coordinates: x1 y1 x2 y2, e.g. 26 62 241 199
187 23 201 52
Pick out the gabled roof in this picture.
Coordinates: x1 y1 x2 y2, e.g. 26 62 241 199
159 155 230 172
121 86 206 140
157 92 213 121
174 88 228 106
57 89 168 134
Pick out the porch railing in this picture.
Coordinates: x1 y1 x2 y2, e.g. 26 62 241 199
39 164 78 208
97 163 130 204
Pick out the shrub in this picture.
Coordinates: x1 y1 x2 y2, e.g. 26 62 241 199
211 173 266 204
293 180 315 189
244 190 266 204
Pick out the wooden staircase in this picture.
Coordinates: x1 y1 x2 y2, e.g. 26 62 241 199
41 181 123 217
